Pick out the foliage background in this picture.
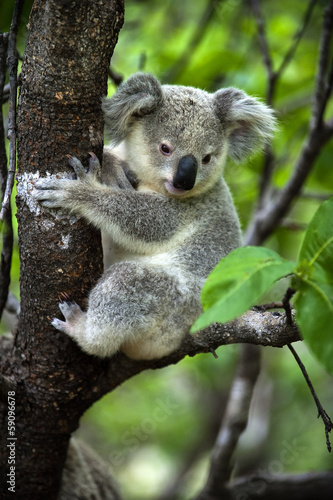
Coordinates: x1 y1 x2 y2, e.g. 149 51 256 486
1 0 333 498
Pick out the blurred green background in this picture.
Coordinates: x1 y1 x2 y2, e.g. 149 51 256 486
1 0 333 498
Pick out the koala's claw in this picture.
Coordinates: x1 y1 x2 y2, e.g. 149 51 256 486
58 291 70 303
88 152 101 175
58 300 83 321
67 155 86 179
67 153 101 180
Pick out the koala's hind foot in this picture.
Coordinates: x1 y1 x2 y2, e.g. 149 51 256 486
51 297 124 358
51 299 87 338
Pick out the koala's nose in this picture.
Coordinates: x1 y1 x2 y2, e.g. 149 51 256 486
173 155 198 191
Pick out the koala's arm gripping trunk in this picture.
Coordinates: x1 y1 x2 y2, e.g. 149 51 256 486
34 173 197 251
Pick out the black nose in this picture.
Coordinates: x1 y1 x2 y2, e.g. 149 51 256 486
173 155 198 191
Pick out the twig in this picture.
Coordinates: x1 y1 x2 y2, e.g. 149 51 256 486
282 287 296 325
100 309 301 400
0 32 13 322
250 0 318 210
251 0 318 104
108 66 123 87
195 345 261 498
249 0 275 104
163 0 223 83
0 0 24 222
1 82 10 104
288 344 333 453
226 471 333 499
244 2 333 247
279 220 308 232
312 0 333 128
300 190 333 201
276 0 318 79
248 0 276 209
281 288 333 453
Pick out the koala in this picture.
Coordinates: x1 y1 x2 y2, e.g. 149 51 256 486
33 73 275 360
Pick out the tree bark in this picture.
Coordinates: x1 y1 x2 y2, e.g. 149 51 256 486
0 1 124 498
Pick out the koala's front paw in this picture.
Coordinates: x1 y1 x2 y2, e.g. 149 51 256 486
51 298 86 339
33 177 74 209
67 152 101 182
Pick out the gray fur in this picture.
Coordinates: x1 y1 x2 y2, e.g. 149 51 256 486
33 73 275 360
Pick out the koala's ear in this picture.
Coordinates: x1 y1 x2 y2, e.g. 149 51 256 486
213 88 276 162
102 72 164 144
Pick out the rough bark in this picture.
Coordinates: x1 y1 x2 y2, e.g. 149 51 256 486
0 1 124 498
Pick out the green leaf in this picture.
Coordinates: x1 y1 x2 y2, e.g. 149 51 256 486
294 197 333 374
191 246 295 333
297 196 333 284
294 280 333 374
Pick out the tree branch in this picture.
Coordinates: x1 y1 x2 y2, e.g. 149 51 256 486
288 344 333 452
101 310 300 394
244 120 333 246
0 0 24 222
0 32 13 321
163 0 223 83
276 0 318 80
249 0 275 104
250 0 318 212
245 10 333 247
312 0 333 129
196 344 261 499
225 471 333 500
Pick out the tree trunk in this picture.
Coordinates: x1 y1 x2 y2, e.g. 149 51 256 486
0 1 124 498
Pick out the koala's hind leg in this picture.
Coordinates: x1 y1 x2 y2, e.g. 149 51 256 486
60 261 196 360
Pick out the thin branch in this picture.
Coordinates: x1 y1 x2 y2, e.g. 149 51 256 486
251 0 318 210
279 220 308 232
249 0 275 104
301 190 333 201
0 32 13 322
196 344 261 499
276 0 318 78
248 0 276 209
282 287 296 325
225 471 333 500
281 288 333 453
108 66 123 86
0 0 24 222
311 0 333 128
288 344 333 453
101 309 301 401
245 10 333 248
244 118 333 246
163 0 223 83
1 82 10 104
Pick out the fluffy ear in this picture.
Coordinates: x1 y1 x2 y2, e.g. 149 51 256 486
102 72 164 144
213 88 276 162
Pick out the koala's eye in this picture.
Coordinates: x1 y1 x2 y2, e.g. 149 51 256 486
160 144 172 156
202 154 211 164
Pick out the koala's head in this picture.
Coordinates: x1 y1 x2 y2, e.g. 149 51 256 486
102 73 275 198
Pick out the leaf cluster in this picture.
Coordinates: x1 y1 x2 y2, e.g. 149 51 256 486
193 197 333 375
